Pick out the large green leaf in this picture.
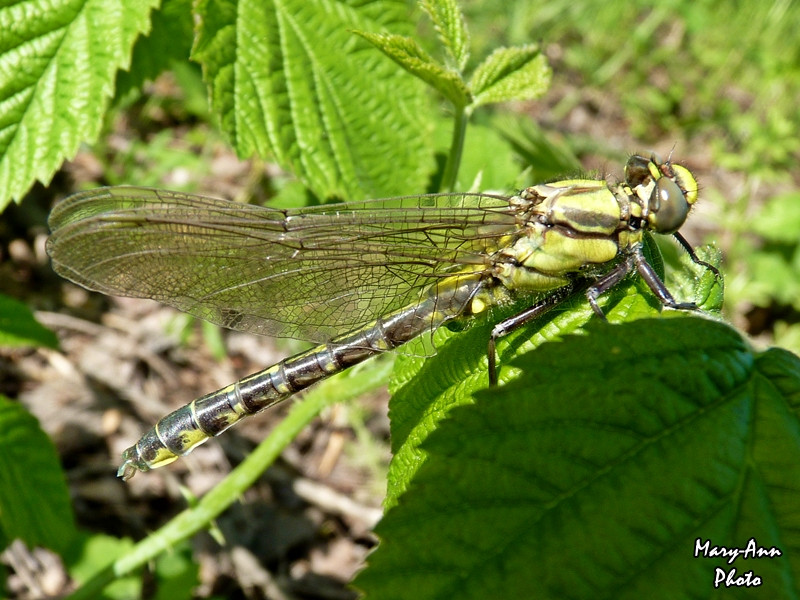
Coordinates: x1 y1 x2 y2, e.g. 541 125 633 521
358 318 800 598
0 396 75 552
384 275 662 507
383 231 726 506
193 0 433 201
0 0 158 207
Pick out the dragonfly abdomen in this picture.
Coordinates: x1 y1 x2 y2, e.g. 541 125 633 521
118 274 485 479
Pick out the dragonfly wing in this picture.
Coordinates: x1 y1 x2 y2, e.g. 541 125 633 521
47 187 518 342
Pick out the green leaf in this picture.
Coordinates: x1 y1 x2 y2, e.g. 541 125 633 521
386 276 667 507
0 396 75 552
469 44 551 107
193 0 433 201
0 294 59 349
65 532 141 599
0 0 159 207
420 0 470 71
354 31 470 108
152 542 199 600
385 242 723 506
359 318 800 599
115 0 196 101
668 244 725 313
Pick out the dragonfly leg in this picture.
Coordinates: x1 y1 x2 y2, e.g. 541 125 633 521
632 248 697 310
487 284 579 386
672 231 723 280
585 257 636 318
488 243 707 386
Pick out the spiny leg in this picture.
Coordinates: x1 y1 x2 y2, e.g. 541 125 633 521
488 262 635 385
585 257 636 317
487 243 710 385
487 283 581 386
672 231 722 280
632 248 697 310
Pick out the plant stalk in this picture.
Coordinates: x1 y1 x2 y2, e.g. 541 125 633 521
439 106 468 192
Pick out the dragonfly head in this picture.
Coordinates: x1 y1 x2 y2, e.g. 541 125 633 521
625 154 699 235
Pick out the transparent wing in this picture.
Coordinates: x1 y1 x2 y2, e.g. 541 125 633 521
47 187 520 342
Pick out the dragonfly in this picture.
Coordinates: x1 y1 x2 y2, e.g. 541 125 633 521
47 154 720 480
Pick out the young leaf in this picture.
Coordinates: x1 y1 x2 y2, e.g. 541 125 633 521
359 319 800 599
0 0 159 208
354 31 470 108
0 294 59 349
469 44 551 107
420 0 470 71
192 0 433 201
0 396 76 552
666 244 725 313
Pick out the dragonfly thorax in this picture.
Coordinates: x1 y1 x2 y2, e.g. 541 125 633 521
492 154 699 297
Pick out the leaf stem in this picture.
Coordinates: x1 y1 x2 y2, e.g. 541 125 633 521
440 105 468 192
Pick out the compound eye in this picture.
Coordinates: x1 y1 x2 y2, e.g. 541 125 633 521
670 163 699 205
648 177 690 234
